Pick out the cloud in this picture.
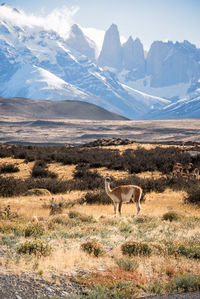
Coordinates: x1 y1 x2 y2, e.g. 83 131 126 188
0 4 79 38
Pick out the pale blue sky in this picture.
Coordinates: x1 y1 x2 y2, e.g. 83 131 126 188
3 0 200 50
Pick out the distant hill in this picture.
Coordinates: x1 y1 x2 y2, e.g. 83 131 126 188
0 97 128 120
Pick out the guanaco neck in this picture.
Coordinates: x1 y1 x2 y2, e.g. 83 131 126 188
105 180 112 195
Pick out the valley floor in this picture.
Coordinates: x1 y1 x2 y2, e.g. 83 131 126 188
0 118 200 145
0 143 200 298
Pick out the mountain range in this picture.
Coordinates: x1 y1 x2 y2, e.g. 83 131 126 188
0 4 199 120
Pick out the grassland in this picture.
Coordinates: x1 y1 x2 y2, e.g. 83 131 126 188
0 141 200 298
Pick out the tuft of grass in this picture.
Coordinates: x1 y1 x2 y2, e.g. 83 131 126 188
148 280 163 295
115 257 139 272
25 224 45 239
68 211 95 223
167 274 200 293
162 211 180 222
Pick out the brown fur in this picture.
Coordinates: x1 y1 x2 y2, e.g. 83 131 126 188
105 177 142 215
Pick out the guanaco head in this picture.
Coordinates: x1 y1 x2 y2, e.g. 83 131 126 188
105 176 111 183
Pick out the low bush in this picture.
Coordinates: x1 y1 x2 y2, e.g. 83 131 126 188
25 224 45 238
167 274 200 293
121 241 152 257
18 240 52 257
0 176 28 197
162 211 180 222
85 190 111 205
178 242 200 259
0 205 19 219
67 165 104 191
81 240 105 257
0 163 19 174
185 187 200 206
31 161 57 179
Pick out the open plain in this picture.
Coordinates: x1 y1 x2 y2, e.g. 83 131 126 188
0 118 200 145
0 140 200 298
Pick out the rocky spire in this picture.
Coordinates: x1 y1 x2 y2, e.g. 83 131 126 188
66 24 96 60
98 24 122 70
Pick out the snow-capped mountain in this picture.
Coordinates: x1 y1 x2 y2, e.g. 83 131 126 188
99 24 200 97
0 4 170 120
147 80 200 119
96 23 200 118
0 4 199 120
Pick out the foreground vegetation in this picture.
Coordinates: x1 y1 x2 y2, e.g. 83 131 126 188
0 140 200 298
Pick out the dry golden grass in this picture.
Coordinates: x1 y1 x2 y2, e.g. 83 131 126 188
48 163 76 180
100 142 185 153
0 143 200 297
0 157 34 179
91 166 129 179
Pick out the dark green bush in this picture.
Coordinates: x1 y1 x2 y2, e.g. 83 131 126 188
0 163 19 174
185 187 200 206
81 240 105 257
178 243 200 259
162 211 180 222
121 241 152 257
0 176 28 197
18 240 52 256
25 224 45 238
85 190 110 205
31 161 57 179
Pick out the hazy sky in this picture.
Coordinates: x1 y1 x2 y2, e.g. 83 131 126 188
3 0 200 50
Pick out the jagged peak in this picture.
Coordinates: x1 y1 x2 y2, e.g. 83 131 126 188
71 24 82 34
1 3 20 13
134 37 142 44
106 23 120 35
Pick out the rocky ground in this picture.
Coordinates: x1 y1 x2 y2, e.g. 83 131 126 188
0 273 84 298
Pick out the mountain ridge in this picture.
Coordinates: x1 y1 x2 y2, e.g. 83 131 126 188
0 96 128 120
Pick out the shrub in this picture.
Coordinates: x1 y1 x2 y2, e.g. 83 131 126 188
168 274 200 293
162 211 180 222
185 187 200 206
121 241 152 257
0 176 28 197
81 240 105 257
18 240 52 257
68 211 95 223
0 205 19 219
25 224 45 238
115 257 139 272
178 242 200 259
26 178 69 194
85 190 110 205
68 166 103 191
0 163 19 174
31 161 57 179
